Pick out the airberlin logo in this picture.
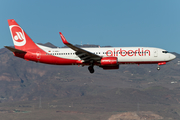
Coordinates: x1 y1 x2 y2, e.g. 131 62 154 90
106 48 150 57
14 32 24 42
9 25 26 46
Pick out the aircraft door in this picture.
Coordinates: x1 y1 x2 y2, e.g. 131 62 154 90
154 49 158 57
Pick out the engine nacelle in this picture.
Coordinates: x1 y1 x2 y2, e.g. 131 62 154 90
101 57 118 66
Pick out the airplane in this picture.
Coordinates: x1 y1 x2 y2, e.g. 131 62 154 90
5 19 176 73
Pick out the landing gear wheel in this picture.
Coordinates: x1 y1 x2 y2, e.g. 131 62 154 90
157 67 160 70
88 66 94 73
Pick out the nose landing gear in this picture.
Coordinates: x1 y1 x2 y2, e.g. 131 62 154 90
157 62 166 70
157 65 160 70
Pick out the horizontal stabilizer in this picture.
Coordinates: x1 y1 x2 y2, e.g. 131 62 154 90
4 46 26 53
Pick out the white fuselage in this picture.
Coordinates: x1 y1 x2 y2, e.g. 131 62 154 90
37 44 176 64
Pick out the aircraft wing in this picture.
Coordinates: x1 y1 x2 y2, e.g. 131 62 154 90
59 32 101 62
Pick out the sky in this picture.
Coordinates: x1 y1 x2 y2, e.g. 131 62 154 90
1 0 180 53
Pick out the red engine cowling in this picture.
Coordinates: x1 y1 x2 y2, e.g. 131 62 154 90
101 57 118 66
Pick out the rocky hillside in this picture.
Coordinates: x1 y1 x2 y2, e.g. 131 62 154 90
0 44 180 102
0 44 180 119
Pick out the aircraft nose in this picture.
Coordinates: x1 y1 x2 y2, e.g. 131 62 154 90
170 53 176 60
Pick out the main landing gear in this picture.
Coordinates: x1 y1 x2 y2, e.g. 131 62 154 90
88 66 94 73
88 62 94 73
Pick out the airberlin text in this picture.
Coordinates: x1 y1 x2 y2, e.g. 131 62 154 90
106 48 150 57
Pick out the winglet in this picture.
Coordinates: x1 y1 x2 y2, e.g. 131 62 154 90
59 32 69 44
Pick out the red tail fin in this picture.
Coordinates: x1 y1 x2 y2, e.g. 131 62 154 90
8 19 39 51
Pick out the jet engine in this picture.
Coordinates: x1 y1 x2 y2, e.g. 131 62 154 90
100 57 118 66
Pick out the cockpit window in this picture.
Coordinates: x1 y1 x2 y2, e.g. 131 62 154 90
162 51 168 53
